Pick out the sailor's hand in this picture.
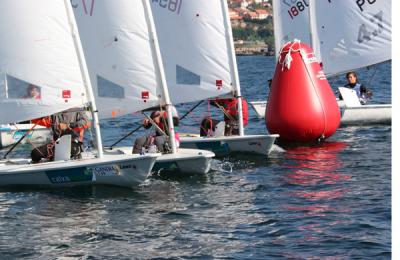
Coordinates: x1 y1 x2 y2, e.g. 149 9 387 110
59 123 68 131
143 118 150 126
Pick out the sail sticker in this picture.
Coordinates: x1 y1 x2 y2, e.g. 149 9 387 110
142 91 150 102
216 80 223 90
62 90 71 99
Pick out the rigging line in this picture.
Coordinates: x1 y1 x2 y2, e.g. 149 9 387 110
366 66 378 89
213 101 236 122
108 124 143 149
179 100 204 121
142 112 167 137
110 101 205 148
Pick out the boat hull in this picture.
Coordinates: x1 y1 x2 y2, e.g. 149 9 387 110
107 148 215 174
179 134 279 157
250 101 391 126
0 154 158 188
0 124 51 148
340 104 391 126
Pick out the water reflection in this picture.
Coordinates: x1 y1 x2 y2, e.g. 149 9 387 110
283 142 349 186
280 142 352 256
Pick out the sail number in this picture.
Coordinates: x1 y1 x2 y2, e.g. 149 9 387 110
286 0 309 19
152 0 183 15
357 11 383 43
356 0 377 12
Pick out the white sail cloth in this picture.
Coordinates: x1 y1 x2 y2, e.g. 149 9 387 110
272 0 391 76
310 0 391 76
272 0 312 59
72 0 165 119
151 0 235 104
0 0 88 124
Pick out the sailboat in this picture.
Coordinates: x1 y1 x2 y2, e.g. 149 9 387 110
0 0 159 188
71 0 215 174
150 0 279 157
250 0 391 126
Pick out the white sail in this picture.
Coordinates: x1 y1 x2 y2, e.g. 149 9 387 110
151 0 235 104
0 1 88 124
272 0 312 59
72 0 165 119
310 0 392 76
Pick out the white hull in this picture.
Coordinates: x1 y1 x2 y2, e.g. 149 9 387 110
340 104 391 126
0 124 51 148
249 101 391 126
106 148 215 174
179 134 279 157
0 153 158 188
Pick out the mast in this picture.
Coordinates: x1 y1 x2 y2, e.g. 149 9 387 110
63 0 104 158
221 0 244 136
143 0 177 153
272 0 282 60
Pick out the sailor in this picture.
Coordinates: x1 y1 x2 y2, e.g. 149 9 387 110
132 107 179 154
343 71 373 104
200 97 249 136
30 109 90 163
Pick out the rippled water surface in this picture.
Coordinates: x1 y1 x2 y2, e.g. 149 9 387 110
0 57 391 259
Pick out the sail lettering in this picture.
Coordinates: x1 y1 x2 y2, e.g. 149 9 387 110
287 0 309 19
356 0 377 12
357 11 383 43
70 0 95 16
152 0 183 15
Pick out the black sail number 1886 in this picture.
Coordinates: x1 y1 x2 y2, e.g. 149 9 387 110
287 0 309 19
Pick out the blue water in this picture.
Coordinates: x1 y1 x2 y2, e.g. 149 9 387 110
0 57 391 259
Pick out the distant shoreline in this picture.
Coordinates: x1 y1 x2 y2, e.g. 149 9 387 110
236 52 274 56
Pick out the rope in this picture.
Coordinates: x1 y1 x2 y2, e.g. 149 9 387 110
278 39 303 71
366 65 378 88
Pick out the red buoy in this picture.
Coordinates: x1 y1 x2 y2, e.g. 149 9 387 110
266 41 340 142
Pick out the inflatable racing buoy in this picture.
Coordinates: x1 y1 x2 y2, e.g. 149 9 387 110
266 40 340 142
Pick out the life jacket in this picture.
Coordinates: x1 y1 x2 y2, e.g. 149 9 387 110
346 82 365 97
31 116 52 128
214 98 249 126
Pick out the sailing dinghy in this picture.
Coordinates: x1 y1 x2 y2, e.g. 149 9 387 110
250 0 391 126
0 0 159 188
151 0 278 157
72 0 214 174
